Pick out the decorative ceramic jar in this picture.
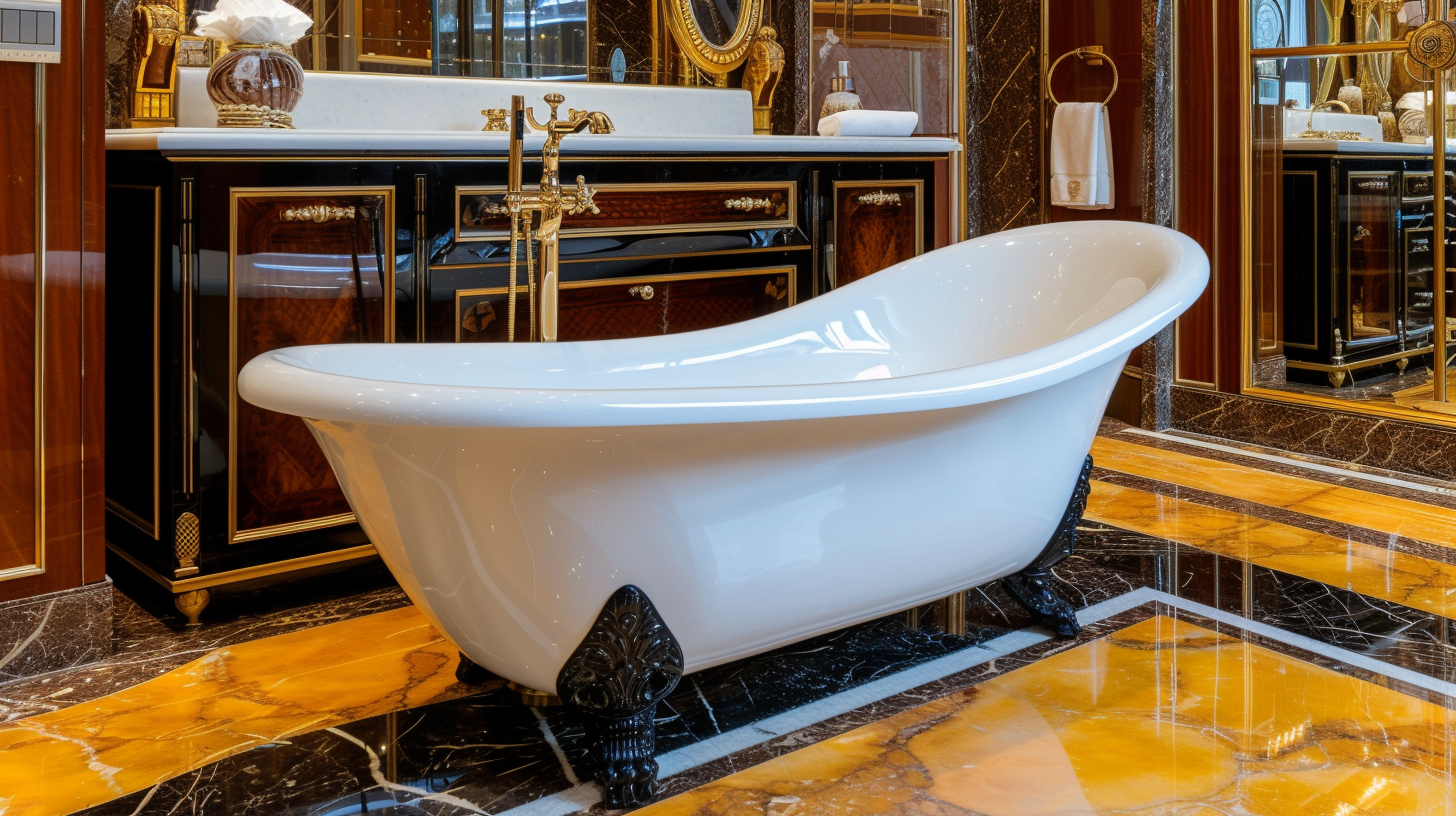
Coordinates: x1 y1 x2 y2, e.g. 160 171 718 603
206 43 304 128
1378 101 1400 142
1337 78 1364 116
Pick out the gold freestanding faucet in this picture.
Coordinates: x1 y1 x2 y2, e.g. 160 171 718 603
501 93 615 342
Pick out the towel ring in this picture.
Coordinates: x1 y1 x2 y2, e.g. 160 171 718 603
1047 47 1119 107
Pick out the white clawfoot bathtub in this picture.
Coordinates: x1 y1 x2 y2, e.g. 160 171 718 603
240 220 1206 789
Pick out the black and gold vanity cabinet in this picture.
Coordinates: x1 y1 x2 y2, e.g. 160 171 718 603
103 148 951 620
1279 154 1448 388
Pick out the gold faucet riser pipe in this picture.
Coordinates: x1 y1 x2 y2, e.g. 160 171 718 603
1436 67 1448 404
508 95 525 195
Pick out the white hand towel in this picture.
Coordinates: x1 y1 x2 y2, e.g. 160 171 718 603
1050 103 1114 210
817 109 919 137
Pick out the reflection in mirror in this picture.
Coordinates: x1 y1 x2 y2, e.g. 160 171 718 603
1249 0 1423 50
1248 47 1456 415
295 0 585 77
691 0 741 48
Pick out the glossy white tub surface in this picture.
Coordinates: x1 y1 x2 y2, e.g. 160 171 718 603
240 221 1209 692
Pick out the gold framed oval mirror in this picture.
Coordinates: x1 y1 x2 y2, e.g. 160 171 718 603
664 0 767 76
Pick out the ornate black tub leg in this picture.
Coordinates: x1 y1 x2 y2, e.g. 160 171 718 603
557 585 684 808
1004 454 1093 639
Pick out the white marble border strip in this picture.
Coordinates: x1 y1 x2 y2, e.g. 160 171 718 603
1119 427 1456 498
500 585 1452 816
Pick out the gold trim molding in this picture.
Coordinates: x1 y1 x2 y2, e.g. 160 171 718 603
7 65 47 584
106 540 377 592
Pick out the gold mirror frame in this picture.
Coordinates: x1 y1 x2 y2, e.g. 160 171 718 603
663 0 766 75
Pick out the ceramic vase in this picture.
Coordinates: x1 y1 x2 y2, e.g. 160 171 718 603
206 43 304 129
1378 102 1400 142
1337 78 1364 116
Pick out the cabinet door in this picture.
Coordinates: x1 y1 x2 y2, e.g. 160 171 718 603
230 190 395 543
832 181 923 289
1344 172 1399 345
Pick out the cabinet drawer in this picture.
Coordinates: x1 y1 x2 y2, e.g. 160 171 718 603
456 182 797 241
455 266 796 343
832 180 923 288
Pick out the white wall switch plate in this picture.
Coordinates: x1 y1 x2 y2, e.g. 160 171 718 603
0 0 60 64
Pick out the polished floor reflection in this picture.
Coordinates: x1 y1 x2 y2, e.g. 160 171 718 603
640 615 1456 816
3 422 1455 815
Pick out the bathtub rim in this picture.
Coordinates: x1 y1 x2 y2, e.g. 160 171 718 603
239 221 1209 429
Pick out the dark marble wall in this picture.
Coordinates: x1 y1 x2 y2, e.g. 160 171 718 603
0 581 112 683
1137 0 1175 429
1171 385 1456 482
964 0 1042 238
769 0 811 135
587 0 657 85
106 0 137 129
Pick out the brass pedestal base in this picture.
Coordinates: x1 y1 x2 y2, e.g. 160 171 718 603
508 681 562 707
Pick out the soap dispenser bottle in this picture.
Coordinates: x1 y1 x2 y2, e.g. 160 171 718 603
820 60 864 118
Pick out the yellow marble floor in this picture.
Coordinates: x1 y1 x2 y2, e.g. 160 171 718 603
1085 479 1456 621
1091 435 1456 548
641 615 1456 816
0 605 464 816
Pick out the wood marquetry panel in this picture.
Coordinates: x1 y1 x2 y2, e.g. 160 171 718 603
833 181 922 288
230 191 394 542
456 182 797 241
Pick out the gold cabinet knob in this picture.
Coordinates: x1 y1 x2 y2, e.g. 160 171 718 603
628 285 654 300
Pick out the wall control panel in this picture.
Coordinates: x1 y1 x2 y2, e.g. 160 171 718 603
0 0 59 63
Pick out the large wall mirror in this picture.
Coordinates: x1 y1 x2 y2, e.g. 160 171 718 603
287 0 588 77
1244 0 1456 425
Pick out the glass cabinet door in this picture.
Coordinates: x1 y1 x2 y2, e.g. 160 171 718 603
1343 171 1399 345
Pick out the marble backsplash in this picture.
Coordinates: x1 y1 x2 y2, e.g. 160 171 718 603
0 581 113 683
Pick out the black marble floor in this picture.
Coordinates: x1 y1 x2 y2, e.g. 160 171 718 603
10 421 1456 815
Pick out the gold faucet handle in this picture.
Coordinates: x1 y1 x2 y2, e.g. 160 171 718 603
543 93 566 123
481 108 509 131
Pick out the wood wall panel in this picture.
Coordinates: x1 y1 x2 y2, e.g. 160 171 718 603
0 0 107 602
1045 2 1145 225
1174 0 1218 386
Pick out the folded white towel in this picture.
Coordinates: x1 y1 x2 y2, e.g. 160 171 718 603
817 109 919 137
1050 102 1114 210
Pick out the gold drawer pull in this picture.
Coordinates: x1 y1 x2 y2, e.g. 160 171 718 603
281 205 357 222
725 196 774 212
1354 225 1372 242
628 285 655 300
857 190 902 206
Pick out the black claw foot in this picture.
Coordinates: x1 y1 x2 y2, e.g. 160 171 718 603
557 585 684 809
1005 454 1092 639
455 651 494 684
590 708 660 808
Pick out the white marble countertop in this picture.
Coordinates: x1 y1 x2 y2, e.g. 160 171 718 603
106 128 962 157
1282 139 1442 155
